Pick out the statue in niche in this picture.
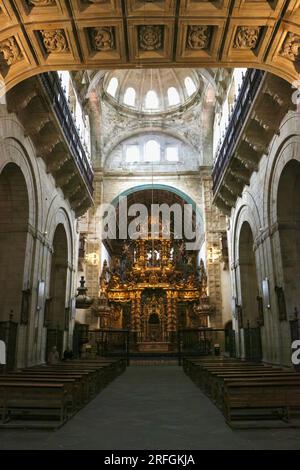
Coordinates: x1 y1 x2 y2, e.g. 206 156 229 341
120 242 131 282
100 260 110 293
112 257 121 275
275 286 287 322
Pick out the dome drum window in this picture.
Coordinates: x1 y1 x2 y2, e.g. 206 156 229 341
104 69 200 114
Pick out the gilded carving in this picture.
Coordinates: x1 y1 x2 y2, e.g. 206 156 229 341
234 26 261 50
138 25 163 51
280 32 300 62
186 25 211 50
0 36 23 66
91 27 115 51
41 29 69 53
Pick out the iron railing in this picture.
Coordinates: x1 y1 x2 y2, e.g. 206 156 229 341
39 72 94 197
212 68 265 194
177 328 226 365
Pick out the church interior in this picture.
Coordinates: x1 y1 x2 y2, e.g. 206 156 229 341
0 0 300 451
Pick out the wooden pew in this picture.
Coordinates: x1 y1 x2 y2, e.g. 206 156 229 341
211 371 300 407
182 356 300 427
224 379 300 425
0 358 127 429
0 382 68 426
2 375 79 411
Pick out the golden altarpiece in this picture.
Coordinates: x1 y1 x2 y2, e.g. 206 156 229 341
92 225 214 351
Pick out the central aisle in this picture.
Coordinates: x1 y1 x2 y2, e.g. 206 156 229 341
1 365 300 450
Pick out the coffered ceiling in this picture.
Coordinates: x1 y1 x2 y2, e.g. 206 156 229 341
0 0 300 92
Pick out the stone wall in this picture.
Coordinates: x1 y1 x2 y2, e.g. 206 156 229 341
0 104 77 368
228 110 300 365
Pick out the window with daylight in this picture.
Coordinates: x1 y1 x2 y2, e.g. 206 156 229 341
166 146 179 162
124 87 136 106
144 140 160 162
107 77 119 97
168 87 180 106
145 90 159 110
185 76 197 97
126 145 140 163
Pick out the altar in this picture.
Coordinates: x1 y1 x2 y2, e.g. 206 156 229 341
94 231 213 348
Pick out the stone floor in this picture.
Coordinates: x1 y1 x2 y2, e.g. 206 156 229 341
1 365 300 450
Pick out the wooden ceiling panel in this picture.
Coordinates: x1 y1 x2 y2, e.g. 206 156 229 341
126 0 176 17
13 0 70 22
176 18 226 63
77 19 126 65
179 0 231 17
70 0 122 19
0 0 299 91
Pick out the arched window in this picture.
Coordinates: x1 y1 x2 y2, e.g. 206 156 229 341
145 90 159 110
126 145 140 163
168 87 180 106
185 76 197 97
107 77 118 97
144 140 160 162
166 146 179 162
124 87 136 106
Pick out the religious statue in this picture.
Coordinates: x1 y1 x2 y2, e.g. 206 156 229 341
100 260 110 293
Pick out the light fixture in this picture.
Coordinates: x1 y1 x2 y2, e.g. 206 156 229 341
76 276 93 309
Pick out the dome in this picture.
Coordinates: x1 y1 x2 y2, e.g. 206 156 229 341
103 68 201 114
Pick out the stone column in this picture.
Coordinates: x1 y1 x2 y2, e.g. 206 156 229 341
135 291 142 334
167 291 177 342
201 173 227 328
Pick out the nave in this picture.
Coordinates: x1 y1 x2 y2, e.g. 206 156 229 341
0 365 300 451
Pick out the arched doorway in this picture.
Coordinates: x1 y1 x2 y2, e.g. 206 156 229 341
238 221 262 361
277 160 300 317
46 224 68 359
277 160 300 347
0 163 29 369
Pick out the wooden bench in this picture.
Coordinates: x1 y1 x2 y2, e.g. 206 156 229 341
211 371 300 408
224 379 300 425
0 382 68 426
2 375 79 412
0 358 127 429
182 356 300 427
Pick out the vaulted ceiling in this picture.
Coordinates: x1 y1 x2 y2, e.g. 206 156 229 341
0 0 300 92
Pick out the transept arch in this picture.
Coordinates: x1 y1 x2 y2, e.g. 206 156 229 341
0 162 29 324
46 223 69 358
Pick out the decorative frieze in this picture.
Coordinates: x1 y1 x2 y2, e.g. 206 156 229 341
234 26 261 50
0 36 23 66
90 27 115 52
280 32 300 62
138 25 163 51
40 29 69 53
186 25 211 50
